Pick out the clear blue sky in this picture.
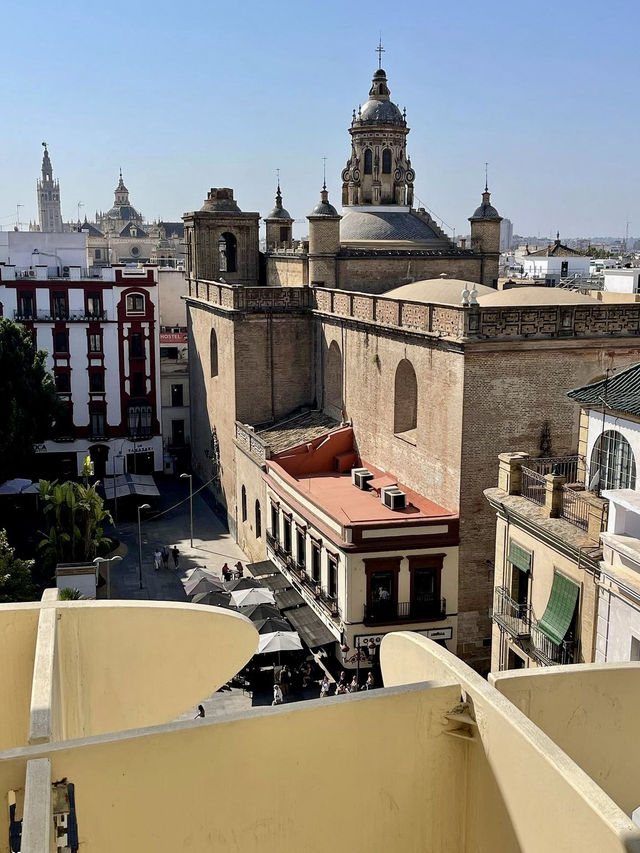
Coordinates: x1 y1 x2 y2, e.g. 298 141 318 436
3 0 639 238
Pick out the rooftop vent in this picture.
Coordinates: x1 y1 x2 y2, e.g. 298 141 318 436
352 467 374 490
381 486 407 511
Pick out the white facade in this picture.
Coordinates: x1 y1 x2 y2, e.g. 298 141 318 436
603 269 640 294
0 259 163 477
522 253 590 281
0 231 88 275
596 490 640 662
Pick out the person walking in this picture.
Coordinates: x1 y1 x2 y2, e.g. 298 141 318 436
194 705 205 719
222 563 231 582
153 548 162 572
272 684 284 706
235 561 244 578
172 546 180 569
161 545 170 570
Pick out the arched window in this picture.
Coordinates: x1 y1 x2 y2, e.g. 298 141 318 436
210 328 218 377
394 359 418 436
255 500 262 538
241 485 247 522
326 340 343 412
382 148 392 174
219 232 237 273
126 292 145 315
364 149 373 175
590 430 636 491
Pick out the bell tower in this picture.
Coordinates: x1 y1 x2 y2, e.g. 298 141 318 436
341 53 414 208
264 181 294 250
469 178 502 289
37 142 63 233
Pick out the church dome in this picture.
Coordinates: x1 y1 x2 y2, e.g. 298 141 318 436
359 98 404 124
106 204 140 221
470 189 501 220
308 186 339 218
340 210 442 242
265 205 292 220
352 68 406 127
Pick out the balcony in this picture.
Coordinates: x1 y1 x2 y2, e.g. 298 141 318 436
492 586 531 638
13 309 108 322
363 598 446 625
266 533 341 620
531 626 576 666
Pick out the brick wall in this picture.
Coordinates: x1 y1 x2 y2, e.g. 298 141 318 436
266 256 307 288
235 444 268 562
457 341 640 669
336 255 483 293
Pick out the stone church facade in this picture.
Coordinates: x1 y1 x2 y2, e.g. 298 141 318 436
183 63 640 671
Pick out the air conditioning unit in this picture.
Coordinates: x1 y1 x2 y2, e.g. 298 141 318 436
351 467 374 490
381 486 407 511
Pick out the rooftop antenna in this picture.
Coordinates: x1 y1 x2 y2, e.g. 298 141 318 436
77 201 84 223
16 204 23 231
376 35 385 69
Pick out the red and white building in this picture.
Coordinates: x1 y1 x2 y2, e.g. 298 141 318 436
0 233 162 479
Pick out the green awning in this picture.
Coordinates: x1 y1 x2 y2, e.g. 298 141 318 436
508 542 531 573
537 573 579 646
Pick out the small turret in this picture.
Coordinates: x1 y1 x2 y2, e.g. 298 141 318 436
307 185 341 288
469 181 502 289
264 182 294 251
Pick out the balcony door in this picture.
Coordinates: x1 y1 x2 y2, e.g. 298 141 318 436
412 567 439 618
365 558 401 623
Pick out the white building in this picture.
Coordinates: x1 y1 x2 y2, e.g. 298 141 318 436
603 268 640 295
565 363 640 663
158 269 190 472
0 234 162 478
522 235 590 283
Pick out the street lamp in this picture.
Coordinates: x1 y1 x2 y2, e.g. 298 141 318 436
93 555 122 600
180 473 193 548
137 504 151 590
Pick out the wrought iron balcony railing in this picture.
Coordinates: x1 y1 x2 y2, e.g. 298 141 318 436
492 586 531 638
363 598 446 625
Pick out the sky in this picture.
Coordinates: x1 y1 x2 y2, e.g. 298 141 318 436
2 0 640 239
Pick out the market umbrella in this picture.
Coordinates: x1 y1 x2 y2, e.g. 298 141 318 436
183 568 225 597
239 603 281 622
229 587 275 608
225 577 263 592
254 616 291 635
191 590 234 608
257 630 303 655
0 478 32 495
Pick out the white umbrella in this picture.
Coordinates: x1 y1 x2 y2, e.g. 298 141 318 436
229 587 275 608
0 478 32 495
257 630 303 655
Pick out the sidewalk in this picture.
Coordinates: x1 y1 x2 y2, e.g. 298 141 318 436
108 478 246 601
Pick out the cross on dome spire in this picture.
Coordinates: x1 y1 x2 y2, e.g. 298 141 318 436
376 36 385 69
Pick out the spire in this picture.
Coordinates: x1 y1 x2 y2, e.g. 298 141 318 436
376 36 385 70
41 142 52 182
485 161 489 193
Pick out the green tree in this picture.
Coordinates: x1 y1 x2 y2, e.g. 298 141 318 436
0 319 59 482
0 529 37 602
38 480 113 566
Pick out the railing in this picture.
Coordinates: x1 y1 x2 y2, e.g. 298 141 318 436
267 534 341 619
559 486 590 531
234 421 271 461
531 626 576 666
492 586 531 638
363 598 446 624
526 455 585 484
13 309 108 322
520 467 546 506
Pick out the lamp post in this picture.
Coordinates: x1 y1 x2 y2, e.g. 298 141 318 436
93 555 122 600
180 473 193 548
137 504 151 589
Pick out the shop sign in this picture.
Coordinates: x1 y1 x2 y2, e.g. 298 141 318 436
33 444 47 453
160 332 187 344
417 627 453 641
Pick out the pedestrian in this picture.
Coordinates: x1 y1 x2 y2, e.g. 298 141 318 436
172 546 179 569
272 684 284 706
162 545 170 570
337 670 346 688
320 675 331 698
222 563 231 582
349 675 359 693
235 561 244 578
153 548 162 572
365 672 375 690
194 704 205 719
280 664 290 698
